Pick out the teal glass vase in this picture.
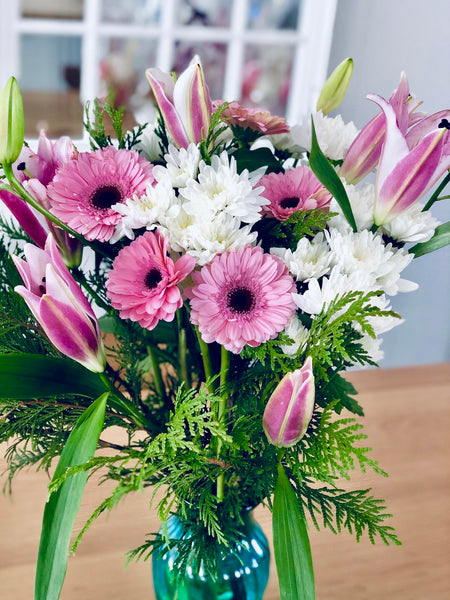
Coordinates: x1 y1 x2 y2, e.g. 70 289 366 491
152 509 270 600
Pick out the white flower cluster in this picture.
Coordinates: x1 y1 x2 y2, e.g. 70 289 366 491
109 114 440 366
111 144 267 264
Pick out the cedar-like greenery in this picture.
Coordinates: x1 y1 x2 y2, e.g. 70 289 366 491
0 102 403 587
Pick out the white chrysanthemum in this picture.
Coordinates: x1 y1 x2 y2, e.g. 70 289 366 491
381 203 440 243
358 292 403 336
183 215 257 266
351 294 402 366
260 127 307 158
356 334 384 365
152 143 201 188
180 152 268 223
158 209 256 265
293 266 370 315
292 111 358 161
271 233 332 281
111 179 180 242
133 122 163 163
328 182 376 232
326 229 417 295
280 316 310 355
156 207 194 253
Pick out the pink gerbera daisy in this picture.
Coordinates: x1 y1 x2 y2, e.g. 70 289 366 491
47 146 155 242
106 231 195 330
214 101 290 135
260 166 332 221
186 245 296 354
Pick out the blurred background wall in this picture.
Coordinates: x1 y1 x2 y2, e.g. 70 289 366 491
329 0 450 367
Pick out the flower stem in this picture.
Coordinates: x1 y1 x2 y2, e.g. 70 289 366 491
71 268 112 313
147 344 165 399
2 163 110 258
177 310 190 388
194 326 213 384
98 371 155 432
216 346 230 502
423 170 450 211
218 345 230 421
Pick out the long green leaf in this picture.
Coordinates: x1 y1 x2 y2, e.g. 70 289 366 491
0 353 107 399
309 117 357 232
273 463 315 600
35 393 108 600
410 221 450 257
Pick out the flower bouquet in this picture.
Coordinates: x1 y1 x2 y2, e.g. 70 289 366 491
0 56 448 600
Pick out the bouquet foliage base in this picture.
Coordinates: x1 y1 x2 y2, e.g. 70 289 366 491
152 510 270 600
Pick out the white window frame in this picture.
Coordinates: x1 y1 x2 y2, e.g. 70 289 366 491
0 0 338 146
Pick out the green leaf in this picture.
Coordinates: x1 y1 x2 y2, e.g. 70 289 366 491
309 117 357 232
35 392 108 600
273 463 315 600
0 353 107 400
232 147 281 174
410 221 450 257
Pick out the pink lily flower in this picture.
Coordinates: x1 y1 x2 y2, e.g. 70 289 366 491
341 73 424 183
13 234 106 373
370 94 450 226
0 187 49 248
0 131 83 266
146 55 212 148
13 130 78 185
263 357 315 447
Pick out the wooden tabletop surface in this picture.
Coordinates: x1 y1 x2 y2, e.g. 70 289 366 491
1 363 449 599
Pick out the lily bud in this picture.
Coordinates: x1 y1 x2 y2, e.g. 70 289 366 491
0 76 24 164
263 357 315 447
316 58 353 115
146 55 212 148
13 234 106 373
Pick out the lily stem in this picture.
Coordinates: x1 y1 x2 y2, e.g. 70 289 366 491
423 170 450 211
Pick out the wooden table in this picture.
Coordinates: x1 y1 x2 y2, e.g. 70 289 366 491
1 364 449 599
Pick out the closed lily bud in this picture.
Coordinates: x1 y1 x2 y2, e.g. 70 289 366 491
0 76 24 164
146 55 212 148
263 357 315 447
12 234 106 373
316 58 353 115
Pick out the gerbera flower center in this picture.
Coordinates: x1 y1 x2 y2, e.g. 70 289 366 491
227 286 256 314
90 185 123 211
280 196 300 209
145 268 163 289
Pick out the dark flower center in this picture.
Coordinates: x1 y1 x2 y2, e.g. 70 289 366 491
227 286 256 314
280 196 300 209
145 268 163 289
91 185 123 210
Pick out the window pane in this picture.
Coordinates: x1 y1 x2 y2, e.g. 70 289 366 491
20 0 84 19
99 37 158 125
100 0 161 25
175 0 232 27
19 34 83 137
172 42 227 101
241 44 293 116
248 0 300 30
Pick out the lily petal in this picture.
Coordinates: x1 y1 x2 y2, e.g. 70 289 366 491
146 67 190 148
0 188 48 248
